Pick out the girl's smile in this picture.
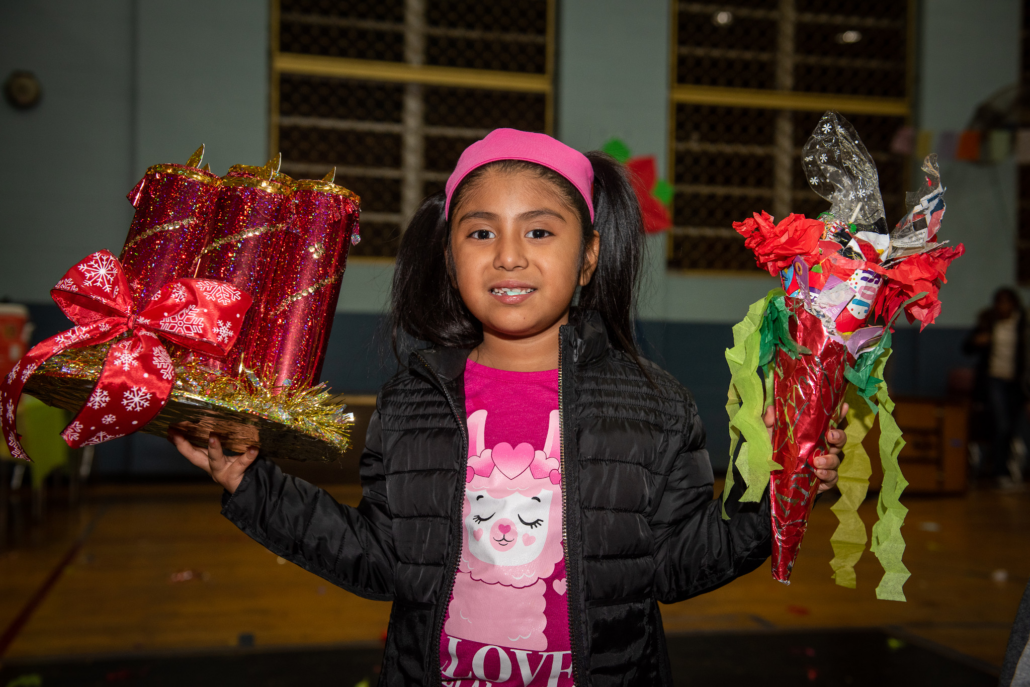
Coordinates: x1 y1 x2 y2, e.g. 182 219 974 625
489 280 537 304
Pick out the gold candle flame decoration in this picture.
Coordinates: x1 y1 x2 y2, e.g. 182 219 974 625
186 144 205 168
322 168 336 183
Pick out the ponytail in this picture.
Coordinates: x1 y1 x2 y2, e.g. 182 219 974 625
579 151 644 359
390 152 645 365
390 191 481 359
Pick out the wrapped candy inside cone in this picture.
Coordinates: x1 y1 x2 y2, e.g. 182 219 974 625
245 172 359 390
191 156 293 376
120 145 220 308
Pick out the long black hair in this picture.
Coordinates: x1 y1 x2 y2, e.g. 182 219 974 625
390 151 644 362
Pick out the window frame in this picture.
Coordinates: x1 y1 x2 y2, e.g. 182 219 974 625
666 0 917 274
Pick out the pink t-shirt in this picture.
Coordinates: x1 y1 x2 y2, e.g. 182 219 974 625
440 359 573 687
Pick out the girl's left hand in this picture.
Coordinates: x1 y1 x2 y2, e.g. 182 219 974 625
762 403 849 493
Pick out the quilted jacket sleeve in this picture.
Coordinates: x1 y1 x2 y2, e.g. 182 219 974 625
651 395 772 604
220 408 397 601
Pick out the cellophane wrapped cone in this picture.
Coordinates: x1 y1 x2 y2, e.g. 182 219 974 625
726 111 964 595
769 298 852 582
190 164 293 375
120 158 220 309
244 178 359 389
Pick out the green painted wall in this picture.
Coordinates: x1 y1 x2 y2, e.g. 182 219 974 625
0 0 1023 330
0 0 268 303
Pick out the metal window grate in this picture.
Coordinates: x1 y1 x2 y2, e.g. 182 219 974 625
273 0 553 259
669 0 912 272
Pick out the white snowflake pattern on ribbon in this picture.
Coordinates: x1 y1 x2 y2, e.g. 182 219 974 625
87 388 110 409
54 277 78 292
19 362 38 383
79 253 118 293
169 283 189 303
122 386 152 413
7 362 20 385
152 346 175 381
54 328 89 348
196 281 242 306
102 414 117 424
5 400 14 423
64 421 83 443
214 320 234 344
159 305 205 338
84 431 115 446
7 432 26 459
113 348 139 371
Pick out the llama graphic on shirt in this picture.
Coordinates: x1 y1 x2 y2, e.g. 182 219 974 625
444 408 565 651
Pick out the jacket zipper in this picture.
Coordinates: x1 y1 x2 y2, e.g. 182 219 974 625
417 353 470 687
559 327 582 685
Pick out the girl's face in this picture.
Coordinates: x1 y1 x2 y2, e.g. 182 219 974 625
449 169 599 341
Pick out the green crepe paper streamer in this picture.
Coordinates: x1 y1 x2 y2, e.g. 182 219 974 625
828 355 885 589
759 294 810 368
845 292 928 412
601 137 631 164
722 290 782 519
870 364 911 602
845 329 892 411
653 178 674 206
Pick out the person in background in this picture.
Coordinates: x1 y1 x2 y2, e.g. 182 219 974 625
963 287 1029 487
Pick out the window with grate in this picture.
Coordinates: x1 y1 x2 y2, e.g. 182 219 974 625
1018 1 1030 284
273 0 553 259
669 0 912 272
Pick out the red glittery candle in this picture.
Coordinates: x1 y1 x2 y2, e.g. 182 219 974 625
191 163 294 376
245 178 359 389
120 159 220 309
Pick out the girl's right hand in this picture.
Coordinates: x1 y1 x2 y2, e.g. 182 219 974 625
168 429 258 494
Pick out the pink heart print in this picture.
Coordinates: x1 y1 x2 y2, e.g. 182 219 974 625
553 578 567 595
491 442 536 479
522 534 536 546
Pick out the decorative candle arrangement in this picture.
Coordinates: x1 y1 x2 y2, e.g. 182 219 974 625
2 148 360 463
724 112 963 601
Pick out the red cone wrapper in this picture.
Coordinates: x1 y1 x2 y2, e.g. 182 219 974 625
245 178 359 389
1 251 251 460
121 164 221 309
191 166 293 375
770 298 852 583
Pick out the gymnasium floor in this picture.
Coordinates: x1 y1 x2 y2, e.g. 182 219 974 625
0 480 1024 684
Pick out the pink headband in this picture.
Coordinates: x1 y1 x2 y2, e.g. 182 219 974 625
444 128 595 222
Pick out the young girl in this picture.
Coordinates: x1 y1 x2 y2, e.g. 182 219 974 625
171 129 844 687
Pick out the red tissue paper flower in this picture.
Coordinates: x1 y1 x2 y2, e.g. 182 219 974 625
871 244 965 330
732 211 824 276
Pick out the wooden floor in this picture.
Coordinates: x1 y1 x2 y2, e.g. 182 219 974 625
0 480 1026 671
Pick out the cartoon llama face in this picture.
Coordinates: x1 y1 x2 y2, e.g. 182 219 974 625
465 488 553 567
459 408 565 588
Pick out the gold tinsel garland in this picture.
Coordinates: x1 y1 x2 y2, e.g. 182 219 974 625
27 341 353 461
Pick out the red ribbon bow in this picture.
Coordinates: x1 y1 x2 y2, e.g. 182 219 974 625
1 251 252 460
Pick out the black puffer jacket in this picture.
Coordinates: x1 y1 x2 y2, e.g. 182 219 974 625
222 310 772 685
